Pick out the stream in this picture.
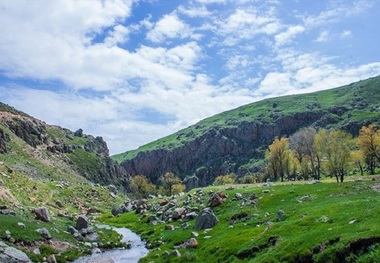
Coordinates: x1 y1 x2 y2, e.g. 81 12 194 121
72 226 148 263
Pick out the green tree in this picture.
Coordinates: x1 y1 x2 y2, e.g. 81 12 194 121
130 175 156 198
159 172 184 196
358 125 380 174
289 127 319 179
266 137 293 182
314 129 353 182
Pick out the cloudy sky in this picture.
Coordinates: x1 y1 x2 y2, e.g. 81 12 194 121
1 0 379 154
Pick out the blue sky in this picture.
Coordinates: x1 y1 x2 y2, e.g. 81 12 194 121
0 0 379 154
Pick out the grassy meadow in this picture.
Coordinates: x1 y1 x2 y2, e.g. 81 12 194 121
101 176 380 263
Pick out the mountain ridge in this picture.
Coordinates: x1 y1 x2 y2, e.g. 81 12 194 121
114 75 380 186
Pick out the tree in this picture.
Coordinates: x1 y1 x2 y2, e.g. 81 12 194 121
314 129 353 182
159 172 184 196
130 175 156 198
358 125 380 174
289 127 318 179
213 174 235 185
351 149 365 176
266 137 293 182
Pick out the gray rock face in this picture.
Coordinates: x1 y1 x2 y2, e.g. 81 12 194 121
194 208 219 230
0 241 32 263
33 207 51 222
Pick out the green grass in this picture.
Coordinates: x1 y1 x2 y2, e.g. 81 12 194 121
101 177 380 262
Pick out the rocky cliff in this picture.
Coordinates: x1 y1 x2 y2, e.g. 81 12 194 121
0 103 131 190
117 75 380 186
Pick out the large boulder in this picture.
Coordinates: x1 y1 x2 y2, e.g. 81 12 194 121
0 241 32 262
76 215 89 230
33 207 50 222
194 208 219 230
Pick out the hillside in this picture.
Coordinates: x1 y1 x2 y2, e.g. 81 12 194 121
0 102 133 262
0 102 131 189
114 75 380 186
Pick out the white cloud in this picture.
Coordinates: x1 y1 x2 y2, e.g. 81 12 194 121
303 0 374 28
315 30 329 42
146 13 193 43
340 30 352 38
275 25 305 46
195 0 227 4
218 8 281 45
104 25 130 47
178 5 213 18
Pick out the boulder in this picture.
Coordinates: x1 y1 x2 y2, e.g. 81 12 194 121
36 228 52 240
33 207 50 222
194 208 219 230
172 207 186 220
0 241 32 262
209 192 228 207
76 215 89 230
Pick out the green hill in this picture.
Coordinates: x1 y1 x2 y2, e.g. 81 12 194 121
114 75 380 186
0 102 131 261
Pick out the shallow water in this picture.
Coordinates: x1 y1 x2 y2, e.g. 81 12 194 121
72 226 148 263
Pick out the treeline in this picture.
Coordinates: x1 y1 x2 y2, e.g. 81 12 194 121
128 125 380 198
265 125 380 183
129 172 185 199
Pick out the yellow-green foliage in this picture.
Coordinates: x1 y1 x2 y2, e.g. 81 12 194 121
213 174 235 185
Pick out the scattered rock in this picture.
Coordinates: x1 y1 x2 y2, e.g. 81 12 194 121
36 228 52 240
171 249 181 257
33 207 51 222
172 207 186 220
175 238 198 249
277 210 285 221
165 225 175 231
17 222 25 229
47 254 57 263
191 232 199 237
194 208 219 230
209 192 228 207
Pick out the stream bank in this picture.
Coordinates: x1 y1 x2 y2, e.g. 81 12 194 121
72 226 148 263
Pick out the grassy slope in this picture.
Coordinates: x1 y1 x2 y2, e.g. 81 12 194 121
0 161 126 262
113 75 380 162
0 104 127 262
101 176 380 263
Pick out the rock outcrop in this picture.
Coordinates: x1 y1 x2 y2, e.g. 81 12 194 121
0 103 131 190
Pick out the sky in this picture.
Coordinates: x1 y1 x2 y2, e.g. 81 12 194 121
0 0 380 155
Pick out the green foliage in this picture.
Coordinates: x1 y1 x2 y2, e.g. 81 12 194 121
213 174 235 185
159 172 184 196
130 175 156 198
